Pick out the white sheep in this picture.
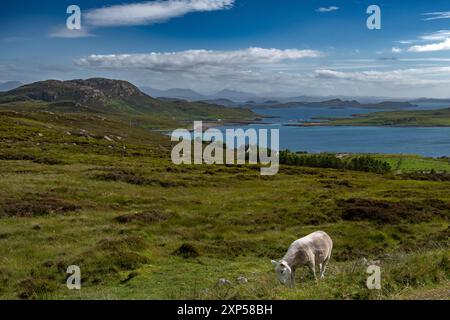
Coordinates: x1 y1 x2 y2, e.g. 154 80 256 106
271 231 333 287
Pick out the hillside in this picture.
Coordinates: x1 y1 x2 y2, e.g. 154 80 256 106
0 109 448 300
1 78 256 126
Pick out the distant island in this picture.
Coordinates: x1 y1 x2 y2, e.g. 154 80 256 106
244 99 418 110
287 107 450 127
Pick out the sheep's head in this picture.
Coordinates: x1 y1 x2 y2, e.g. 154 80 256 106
271 260 292 286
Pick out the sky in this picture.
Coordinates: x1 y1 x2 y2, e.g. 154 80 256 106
1 0 450 98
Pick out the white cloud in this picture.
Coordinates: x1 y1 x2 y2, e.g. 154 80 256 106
49 26 95 38
423 11 450 21
316 6 339 13
395 30 450 52
76 48 323 70
418 30 450 41
408 38 450 52
84 0 234 27
392 47 402 53
74 48 450 97
315 67 450 84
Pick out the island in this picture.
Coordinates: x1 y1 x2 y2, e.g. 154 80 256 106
287 107 450 127
245 99 418 110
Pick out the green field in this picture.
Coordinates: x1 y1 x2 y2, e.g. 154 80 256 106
373 155 450 173
0 110 448 300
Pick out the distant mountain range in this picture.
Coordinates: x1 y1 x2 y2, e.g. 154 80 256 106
140 86 257 103
140 87 206 101
140 86 450 108
0 81 23 92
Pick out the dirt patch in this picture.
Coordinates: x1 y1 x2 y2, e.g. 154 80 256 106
115 210 173 224
0 153 62 165
17 277 57 300
205 239 285 259
47 235 150 285
0 198 81 218
0 153 37 161
0 268 11 293
92 169 186 187
32 157 63 165
401 172 450 182
172 243 200 259
320 179 353 188
95 235 147 251
338 198 450 224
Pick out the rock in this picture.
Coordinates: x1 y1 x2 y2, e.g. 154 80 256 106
236 276 248 284
217 278 232 286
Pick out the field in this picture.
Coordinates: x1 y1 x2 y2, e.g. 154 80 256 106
373 155 450 173
0 110 449 300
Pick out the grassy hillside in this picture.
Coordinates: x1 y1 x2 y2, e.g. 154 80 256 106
0 109 448 300
313 107 450 127
1 78 257 127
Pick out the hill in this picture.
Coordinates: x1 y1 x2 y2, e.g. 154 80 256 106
1 78 256 125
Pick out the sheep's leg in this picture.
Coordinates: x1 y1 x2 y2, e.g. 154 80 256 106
290 269 296 288
308 260 317 281
320 257 329 279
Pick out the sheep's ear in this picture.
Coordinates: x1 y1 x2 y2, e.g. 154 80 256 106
271 260 279 267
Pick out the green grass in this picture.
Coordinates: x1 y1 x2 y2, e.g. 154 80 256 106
0 110 448 300
373 155 450 173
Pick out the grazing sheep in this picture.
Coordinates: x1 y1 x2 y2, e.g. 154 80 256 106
271 231 333 287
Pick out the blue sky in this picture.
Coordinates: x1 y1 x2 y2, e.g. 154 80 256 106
1 0 450 97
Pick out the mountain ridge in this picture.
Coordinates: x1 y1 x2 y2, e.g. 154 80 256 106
1 78 256 122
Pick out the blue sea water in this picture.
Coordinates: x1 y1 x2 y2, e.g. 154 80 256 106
216 103 450 157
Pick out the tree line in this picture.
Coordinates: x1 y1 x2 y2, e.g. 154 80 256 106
279 151 391 173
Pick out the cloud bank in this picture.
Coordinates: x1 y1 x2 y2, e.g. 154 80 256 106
316 6 339 13
315 67 450 85
84 0 235 27
408 38 450 52
49 26 95 38
423 11 450 21
50 0 234 37
76 48 323 70
396 30 450 52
